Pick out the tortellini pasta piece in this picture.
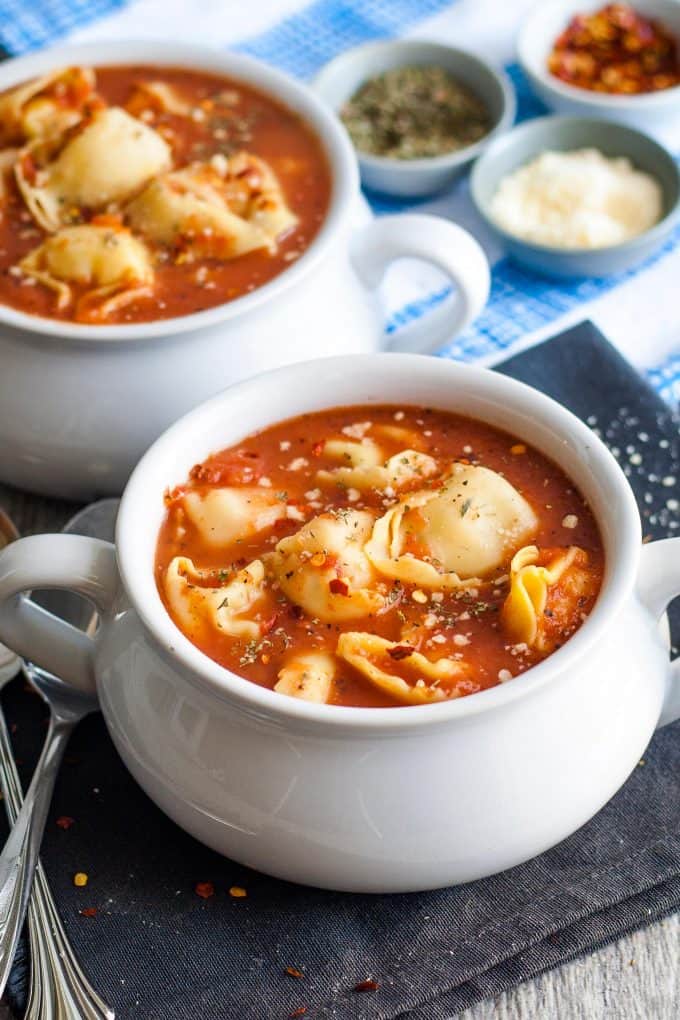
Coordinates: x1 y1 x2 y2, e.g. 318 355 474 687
126 80 191 117
223 150 298 242
0 66 97 145
181 487 287 549
501 545 591 651
274 651 336 703
126 152 297 261
373 424 426 449
317 438 437 492
126 163 270 260
336 633 466 705
365 463 537 588
16 107 171 231
19 223 153 320
165 556 266 641
272 509 384 622
322 438 383 470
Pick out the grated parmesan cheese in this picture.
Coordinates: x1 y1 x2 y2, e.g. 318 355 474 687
489 148 662 250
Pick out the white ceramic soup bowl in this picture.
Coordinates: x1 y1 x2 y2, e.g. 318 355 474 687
0 41 489 500
0 354 678 894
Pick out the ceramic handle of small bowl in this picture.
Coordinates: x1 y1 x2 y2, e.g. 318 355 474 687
0 534 119 695
638 538 680 727
351 213 490 354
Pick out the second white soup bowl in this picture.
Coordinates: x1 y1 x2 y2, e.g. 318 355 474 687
0 354 678 893
0 41 489 500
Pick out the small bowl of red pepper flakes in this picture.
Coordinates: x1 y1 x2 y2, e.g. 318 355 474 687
518 1 680 127
549 4 680 94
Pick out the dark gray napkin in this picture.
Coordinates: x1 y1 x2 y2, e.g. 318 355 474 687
1 321 680 1020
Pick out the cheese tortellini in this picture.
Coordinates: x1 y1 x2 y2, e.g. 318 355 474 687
19 223 153 319
165 556 267 641
317 437 438 492
336 633 466 705
274 651 336 703
272 509 385 622
0 66 97 146
16 107 171 232
366 463 537 588
226 151 298 242
126 152 297 260
181 487 287 549
501 545 591 651
125 80 192 118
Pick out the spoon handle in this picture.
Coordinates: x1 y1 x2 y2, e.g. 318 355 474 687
0 715 71 998
26 864 116 1019
0 705 114 1019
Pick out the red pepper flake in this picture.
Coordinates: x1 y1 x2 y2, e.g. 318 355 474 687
261 612 279 635
387 644 413 661
195 881 215 899
80 907 98 918
284 966 304 979
90 213 124 230
189 451 260 486
311 441 324 457
56 816 75 830
20 152 37 185
289 1009 307 1018
329 578 349 596
354 979 380 993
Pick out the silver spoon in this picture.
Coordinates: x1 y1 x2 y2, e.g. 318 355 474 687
0 500 117 1018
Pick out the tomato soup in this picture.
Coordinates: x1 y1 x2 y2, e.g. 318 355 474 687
156 405 604 709
0 64 330 324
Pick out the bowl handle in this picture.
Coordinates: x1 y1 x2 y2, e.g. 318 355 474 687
638 538 680 727
350 213 490 354
0 535 119 695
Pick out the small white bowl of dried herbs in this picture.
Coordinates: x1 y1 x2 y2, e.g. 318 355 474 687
314 39 516 198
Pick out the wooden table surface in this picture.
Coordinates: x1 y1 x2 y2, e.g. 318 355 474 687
463 914 680 1020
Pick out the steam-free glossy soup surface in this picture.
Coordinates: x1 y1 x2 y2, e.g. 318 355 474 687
156 405 604 709
0 64 330 323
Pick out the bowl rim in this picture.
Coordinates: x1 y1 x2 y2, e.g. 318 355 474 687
313 38 517 174
517 0 680 110
116 352 642 735
470 114 680 257
0 39 359 345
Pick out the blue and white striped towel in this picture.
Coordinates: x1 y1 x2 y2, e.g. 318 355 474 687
1 0 678 403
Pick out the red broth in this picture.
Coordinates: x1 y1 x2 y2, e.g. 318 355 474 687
0 65 331 323
155 406 605 709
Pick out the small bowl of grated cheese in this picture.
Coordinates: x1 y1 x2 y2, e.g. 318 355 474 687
470 115 680 278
